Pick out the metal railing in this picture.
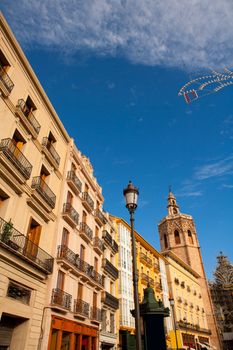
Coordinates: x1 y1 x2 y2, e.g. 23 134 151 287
101 291 119 310
62 203 79 225
51 288 72 310
82 192 94 210
90 306 101 321
0 63 14 93
141 273 154 287
0 138 32 179
31 176 56 209
102 258 119 280
177 321 211 334
42 137 60 167
79 222 93 241
67 170 82 192
57 245 103 286
17 99 41 135
0 217 54 273
140 252 152 266
74 299 89 317
102 230 112 246
93 236 104 253
94 209 106 225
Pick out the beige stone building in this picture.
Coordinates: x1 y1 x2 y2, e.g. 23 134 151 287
41 141 119 350
163 250 211 349
158 191 221 349
0 12 70 349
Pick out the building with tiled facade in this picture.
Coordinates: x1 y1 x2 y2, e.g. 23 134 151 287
158 191 221 350
0 12 70 349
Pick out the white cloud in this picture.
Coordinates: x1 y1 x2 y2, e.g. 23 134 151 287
2 0 233 68
195 156 233 180
176 181 203 197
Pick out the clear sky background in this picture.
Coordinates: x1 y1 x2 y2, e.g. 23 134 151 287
1 1 233 278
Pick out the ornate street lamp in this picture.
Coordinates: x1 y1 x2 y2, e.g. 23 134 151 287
169 297 179 350
123 181 142 350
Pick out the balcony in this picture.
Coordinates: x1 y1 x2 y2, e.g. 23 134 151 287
51 288 72 311
141 273 154 287
154 263 160 272
31 176 56 210
57 245 103 289
102 258 119 280
15 99 41 138
181 281 185 288
90 307 101 322
101 291 119 310
140 252 152 267
155 282 162 292
0 63 14 97
74 299 89 318
79 222 93 243
0 138 32 181
0 217 54 274
93 236 104 255
94 209 106 226
102 230 112 247
177 321 211 335
174 277 179 285
41 137 60 170
82 192 94 212
112 240 119 253
62 203 79 228
67 171 82 194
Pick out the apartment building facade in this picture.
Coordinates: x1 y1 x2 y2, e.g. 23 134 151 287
110 216 170 349
163 250 211 349
0 13 70 349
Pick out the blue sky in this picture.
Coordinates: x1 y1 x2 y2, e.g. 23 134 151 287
1 1 233 278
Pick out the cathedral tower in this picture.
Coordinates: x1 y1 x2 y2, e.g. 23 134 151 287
158 191 221 350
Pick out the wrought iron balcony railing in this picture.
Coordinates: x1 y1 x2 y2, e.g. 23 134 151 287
94 209 106 226
57 245 103 287
140 252 152 267
16 99 41 135
0 63 14 94
101 291 119 310
102 258 119 280
82 192 94 211
79 222 93 241
51 288 72 310
93 236 104 253
0 138 32 179
42 137 60 167
31 176 56 209
0 217 54 273
67 170 82 193
90 306 101 322
74 299 89 317
102 230 112 246
62 203 79 225
177 321 211 334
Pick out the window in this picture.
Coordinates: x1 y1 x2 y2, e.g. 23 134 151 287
7 281 31 305
26 218 41 257
95 226 99 237
110 313 115 333
188 230 194 244
77 283 83 300
93 292 97 308
101 309 107 331
61 228 69 247
174 230 181 244
66 191 73 205
40 165 50 183
80 244 85 261
94 257 98 272
12 129 26 152
164 234 168 248
57 271 65 290
22 96 36 117
82 210 87 223
0 50 10 70
0 188 9 216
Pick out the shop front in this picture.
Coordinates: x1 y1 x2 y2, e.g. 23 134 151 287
48 316 99 350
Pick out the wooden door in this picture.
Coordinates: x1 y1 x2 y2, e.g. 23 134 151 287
26 219 41 258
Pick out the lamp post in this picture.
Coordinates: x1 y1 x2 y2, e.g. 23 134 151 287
123 181 142 350
169 297 179 350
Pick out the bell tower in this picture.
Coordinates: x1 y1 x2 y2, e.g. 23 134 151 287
158 191 221 350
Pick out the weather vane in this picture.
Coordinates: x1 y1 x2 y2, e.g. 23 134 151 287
178 68 233 103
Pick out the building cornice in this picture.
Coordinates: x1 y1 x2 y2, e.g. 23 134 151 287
162 250 201 278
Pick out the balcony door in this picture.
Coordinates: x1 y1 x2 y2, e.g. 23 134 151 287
26 218 41 258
